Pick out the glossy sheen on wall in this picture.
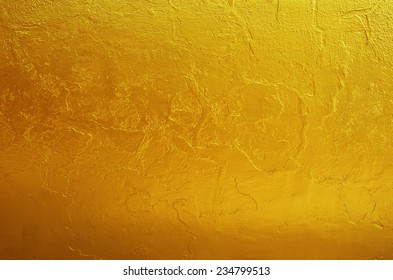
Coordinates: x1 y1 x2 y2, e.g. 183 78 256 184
1 0 393 260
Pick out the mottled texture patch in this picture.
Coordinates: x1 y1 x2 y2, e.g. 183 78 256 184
1 0 393 259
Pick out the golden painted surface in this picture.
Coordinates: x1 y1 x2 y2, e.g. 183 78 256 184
1 0 393 259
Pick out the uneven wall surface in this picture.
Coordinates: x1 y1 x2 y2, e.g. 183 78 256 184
1 0 393 259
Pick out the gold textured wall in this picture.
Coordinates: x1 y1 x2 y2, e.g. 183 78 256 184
1 0 393 260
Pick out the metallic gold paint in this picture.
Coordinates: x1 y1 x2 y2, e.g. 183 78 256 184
1 0 393 259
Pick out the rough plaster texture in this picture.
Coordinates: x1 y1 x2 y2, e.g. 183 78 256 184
1 0 393 259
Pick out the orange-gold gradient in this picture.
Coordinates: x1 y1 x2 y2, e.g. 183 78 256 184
1 0 393 260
